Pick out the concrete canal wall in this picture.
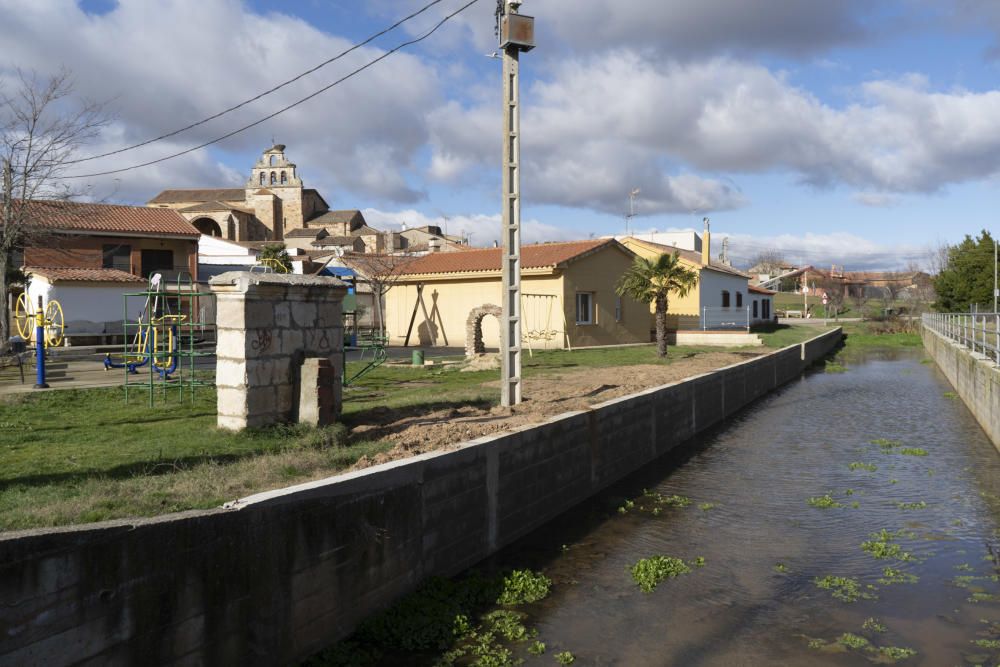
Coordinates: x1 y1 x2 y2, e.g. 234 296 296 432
0 328 842 667
922 325 1000 448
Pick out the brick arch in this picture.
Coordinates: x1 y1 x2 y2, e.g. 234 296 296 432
465 304 502 358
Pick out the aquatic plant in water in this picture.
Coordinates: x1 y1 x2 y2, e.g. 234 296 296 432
497 570 551 606
698 502 717 511
808 494 844 509
874 646 917 661
899 448 928 457
849 461 879 471
527 641 545 655
879 567 919 585
871 438 902 449
554 651 575 664
896 501 928 510
971 639 1000 649
838 633 870 649
863 617 887 633
814 575 878 602
630 556 693 593
862 530 913 562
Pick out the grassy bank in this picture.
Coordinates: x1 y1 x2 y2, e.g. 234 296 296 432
3 340 804 532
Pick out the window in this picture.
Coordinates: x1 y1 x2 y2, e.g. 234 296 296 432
576 292 594 325
269 155 277 166
102 244 131 271
753 300 759 319
140 249 174 278
736 291 743 308
259 172 265 186
280 170 287 185
270 171 276 185
615 295 623 322
763 299 771 320
721 290 730 307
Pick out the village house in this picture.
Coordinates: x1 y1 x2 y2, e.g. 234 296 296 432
621 229 774 331
16 200 199 339
384 239 649 350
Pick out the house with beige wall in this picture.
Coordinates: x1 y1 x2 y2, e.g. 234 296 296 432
621 232 773 330
384 239 649 350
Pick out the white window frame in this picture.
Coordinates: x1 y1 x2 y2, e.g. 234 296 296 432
576 292 594 325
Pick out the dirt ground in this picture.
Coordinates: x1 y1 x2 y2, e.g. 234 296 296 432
350 350 762 469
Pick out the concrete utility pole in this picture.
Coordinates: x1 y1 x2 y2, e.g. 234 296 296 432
498 0 534 406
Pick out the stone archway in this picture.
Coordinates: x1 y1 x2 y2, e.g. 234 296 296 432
465 304 502 358
191 217 222 237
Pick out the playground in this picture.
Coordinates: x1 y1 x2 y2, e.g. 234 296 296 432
0 324 827 532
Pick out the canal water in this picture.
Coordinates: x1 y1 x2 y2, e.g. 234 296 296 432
481 346 1000 665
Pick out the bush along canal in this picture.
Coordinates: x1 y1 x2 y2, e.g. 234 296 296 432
309 345 1000 666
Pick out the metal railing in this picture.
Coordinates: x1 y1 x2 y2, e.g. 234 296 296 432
702 306 751 331
923 311 1000 365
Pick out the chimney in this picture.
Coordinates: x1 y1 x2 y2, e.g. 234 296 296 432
701 217 711 266
429 238 442 253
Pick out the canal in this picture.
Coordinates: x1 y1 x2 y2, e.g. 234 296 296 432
326 344 1000 665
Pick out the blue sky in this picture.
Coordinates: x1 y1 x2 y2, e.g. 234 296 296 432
6 0 1000 269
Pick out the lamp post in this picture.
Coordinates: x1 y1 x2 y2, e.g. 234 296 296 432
498 0 534 407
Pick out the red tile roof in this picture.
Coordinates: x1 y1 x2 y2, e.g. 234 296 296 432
18 200 199 238
397 239 620 276
748 285 776 295
25 267 146 283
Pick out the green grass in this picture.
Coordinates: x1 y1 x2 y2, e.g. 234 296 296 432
839 322 922 349
753 323 835 348
2 342 757 531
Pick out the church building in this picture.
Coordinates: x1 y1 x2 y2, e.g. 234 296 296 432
147 144 374 245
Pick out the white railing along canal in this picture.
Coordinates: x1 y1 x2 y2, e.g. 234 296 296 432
922 311 1000 366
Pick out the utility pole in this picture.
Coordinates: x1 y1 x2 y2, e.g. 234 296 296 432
625 188 640 236
498 0 534 407
994 235 997 313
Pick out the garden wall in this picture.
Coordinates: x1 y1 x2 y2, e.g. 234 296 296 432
922 325 1000 448
0 328 842 667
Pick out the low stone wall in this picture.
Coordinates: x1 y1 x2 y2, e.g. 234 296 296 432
0 328 842 667
922 325 1000 447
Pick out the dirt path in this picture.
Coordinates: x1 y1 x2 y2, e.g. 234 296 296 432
350 350 763 469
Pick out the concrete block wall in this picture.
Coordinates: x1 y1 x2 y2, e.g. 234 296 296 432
0 328 842 667
922 325 1000 448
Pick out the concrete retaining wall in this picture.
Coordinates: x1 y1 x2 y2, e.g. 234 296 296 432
0 328 842 667
922 325 1000 447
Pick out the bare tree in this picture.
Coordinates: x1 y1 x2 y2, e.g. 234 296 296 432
746 249 787 276
1 69 106 347
341 253 415 336
816 271 846 319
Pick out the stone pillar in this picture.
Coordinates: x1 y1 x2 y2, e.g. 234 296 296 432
209 272 347 430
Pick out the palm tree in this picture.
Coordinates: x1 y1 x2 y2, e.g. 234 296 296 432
616 252 699 357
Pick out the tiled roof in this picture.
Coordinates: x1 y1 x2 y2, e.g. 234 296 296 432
351 224 382 236
147 188 246 204
308 209 364 226
25 266 145 283
748 285 776 295
396 239 619 276
18 200 199 237
286 227 328 238
179 200 252 214
622 237 750 278
313 236 357 246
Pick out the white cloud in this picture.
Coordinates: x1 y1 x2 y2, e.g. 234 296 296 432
362 207 577 246
724 232 928 271
852 192 900 208
0 0 441 204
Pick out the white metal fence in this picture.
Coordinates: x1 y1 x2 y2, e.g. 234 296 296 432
922 311 1000 365
702 306 751 331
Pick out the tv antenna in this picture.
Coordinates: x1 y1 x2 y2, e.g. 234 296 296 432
625 188 640 235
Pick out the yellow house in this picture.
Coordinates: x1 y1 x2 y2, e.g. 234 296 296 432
619 235 772 330
385 239 650 350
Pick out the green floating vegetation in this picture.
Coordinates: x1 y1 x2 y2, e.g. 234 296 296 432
863 617 887 633
554 651 575 665
497 570 551 606
825 361 848 373
774 563 789 573
896 501 928 510
944 391 958 399
661 494 692 508
871 438 902 449
808 494 844 509
838 633 871 650
861 529 913 562
698 502 717 511
955 563 974 572
972 638 1000 649
814 575 878 602
899 448 929 457
630 556 696 593
968 592 1000 603
879 566 919 585
875 646 917 661
527 641 545 655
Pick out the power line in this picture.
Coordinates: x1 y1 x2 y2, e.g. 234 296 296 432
64 0 451 165
61 0 482 179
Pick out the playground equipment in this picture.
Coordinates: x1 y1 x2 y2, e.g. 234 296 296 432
103 273 216 405
13 292 65 347
521 293 570 355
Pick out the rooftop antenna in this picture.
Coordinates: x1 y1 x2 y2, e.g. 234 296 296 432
625 188 640 235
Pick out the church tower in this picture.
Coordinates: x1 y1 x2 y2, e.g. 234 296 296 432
245 144 305 239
